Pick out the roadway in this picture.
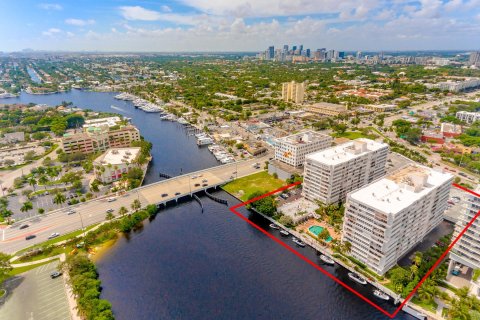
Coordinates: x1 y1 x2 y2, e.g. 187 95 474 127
0 156 268 254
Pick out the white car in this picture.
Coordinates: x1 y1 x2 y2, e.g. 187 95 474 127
107 198 116 202
48 232 60 239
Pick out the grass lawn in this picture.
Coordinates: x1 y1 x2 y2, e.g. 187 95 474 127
15 223 99 256
332 131 379 140
411 296 438 313
9 259 59 277
222 171 286 201
17 246 71 263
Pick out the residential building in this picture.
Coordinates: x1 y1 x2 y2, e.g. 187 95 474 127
302 139 389 204
469 52 480 67
274 131 332 167
305 102 352 117
342 164 453 275
456 111 480 124
61 125 140 155
93 147 141 183
1 131 25 144
449 187 480 290
425 78 480 92
281 81 305 104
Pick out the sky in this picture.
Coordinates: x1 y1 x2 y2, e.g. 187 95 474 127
0 0 479 52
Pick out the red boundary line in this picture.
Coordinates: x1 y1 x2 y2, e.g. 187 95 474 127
229 181 480 318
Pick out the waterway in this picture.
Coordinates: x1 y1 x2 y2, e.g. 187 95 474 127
26 67 42 84
0 90 413 319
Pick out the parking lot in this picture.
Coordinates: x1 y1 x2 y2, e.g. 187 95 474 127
0 261 71 320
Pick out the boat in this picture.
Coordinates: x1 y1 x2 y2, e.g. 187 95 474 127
320 254 335 265
269 223 279 230
292 238 306 247
373 289 390 301
280 230 289 237
348 272 367 285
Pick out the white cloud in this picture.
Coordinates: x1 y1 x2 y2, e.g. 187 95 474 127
119 6 162 21
161 5 172 13
42 28 62 36
38 3 62 10
119 6 203 25
65 18 96 26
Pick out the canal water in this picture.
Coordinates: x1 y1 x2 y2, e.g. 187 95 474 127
0 91 413 320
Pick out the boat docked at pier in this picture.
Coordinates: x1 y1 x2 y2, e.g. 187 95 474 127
114 92 136 101
320 254 335 265
373 289 390 301
348 272 367 285
292 238 306 247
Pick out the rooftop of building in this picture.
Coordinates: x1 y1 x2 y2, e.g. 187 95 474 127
308 102 347 111
94 147 141 166
306 138 388 165
275 130 331 146
349 164 453 214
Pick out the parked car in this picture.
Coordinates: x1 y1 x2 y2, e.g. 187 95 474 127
194 183 200 187
175 192 181 196
202 179 208 183
161 193 168 197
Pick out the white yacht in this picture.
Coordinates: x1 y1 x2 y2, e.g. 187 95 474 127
348 272 367 285
320 254 335 265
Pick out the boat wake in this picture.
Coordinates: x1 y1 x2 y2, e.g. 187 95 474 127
110 105 131 114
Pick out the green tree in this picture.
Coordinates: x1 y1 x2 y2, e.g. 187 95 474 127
278 215 293 227
105 212 114 220
53 192 66 206
118 206 128 216
28 177 37 191
0 252 12 285
131 199 141 212
20 201 33 213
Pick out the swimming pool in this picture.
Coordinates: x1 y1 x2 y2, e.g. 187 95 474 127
308 225 332 242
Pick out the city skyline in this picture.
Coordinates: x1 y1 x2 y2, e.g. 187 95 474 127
0 0 480 52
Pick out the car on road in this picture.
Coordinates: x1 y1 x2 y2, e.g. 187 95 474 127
50 271 62 279
161 193 168 197
191 175 197 179
175 192 181 196
194 183 200 187
202 183 208 187
65 209 76 215
106 209 114 213
48 232 60 239
25 234 36 240
20 224 29 229
107 197 116 202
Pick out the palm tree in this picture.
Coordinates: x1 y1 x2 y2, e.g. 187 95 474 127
342 241 352 254
131 199 141 212
118 206 128 216
413 252 423 266
53 192 66 206
28 177 37 191
38 175 48 190
20 201 33 213
106 212 114 220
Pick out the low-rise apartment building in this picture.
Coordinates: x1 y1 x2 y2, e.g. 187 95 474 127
274 131 332 167
302 139 388 204
456 111 480 124
61 125 140 155
342 164 453 275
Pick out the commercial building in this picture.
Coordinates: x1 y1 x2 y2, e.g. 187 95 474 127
83 116 122 128
61 125 140 155
302 139 388 204
274 131 332 167
93 147 141 183
342 164 453 275
363 104 396 112
281 81 305 104
425 78 480 92
456 111 480 124
305 102 352 117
